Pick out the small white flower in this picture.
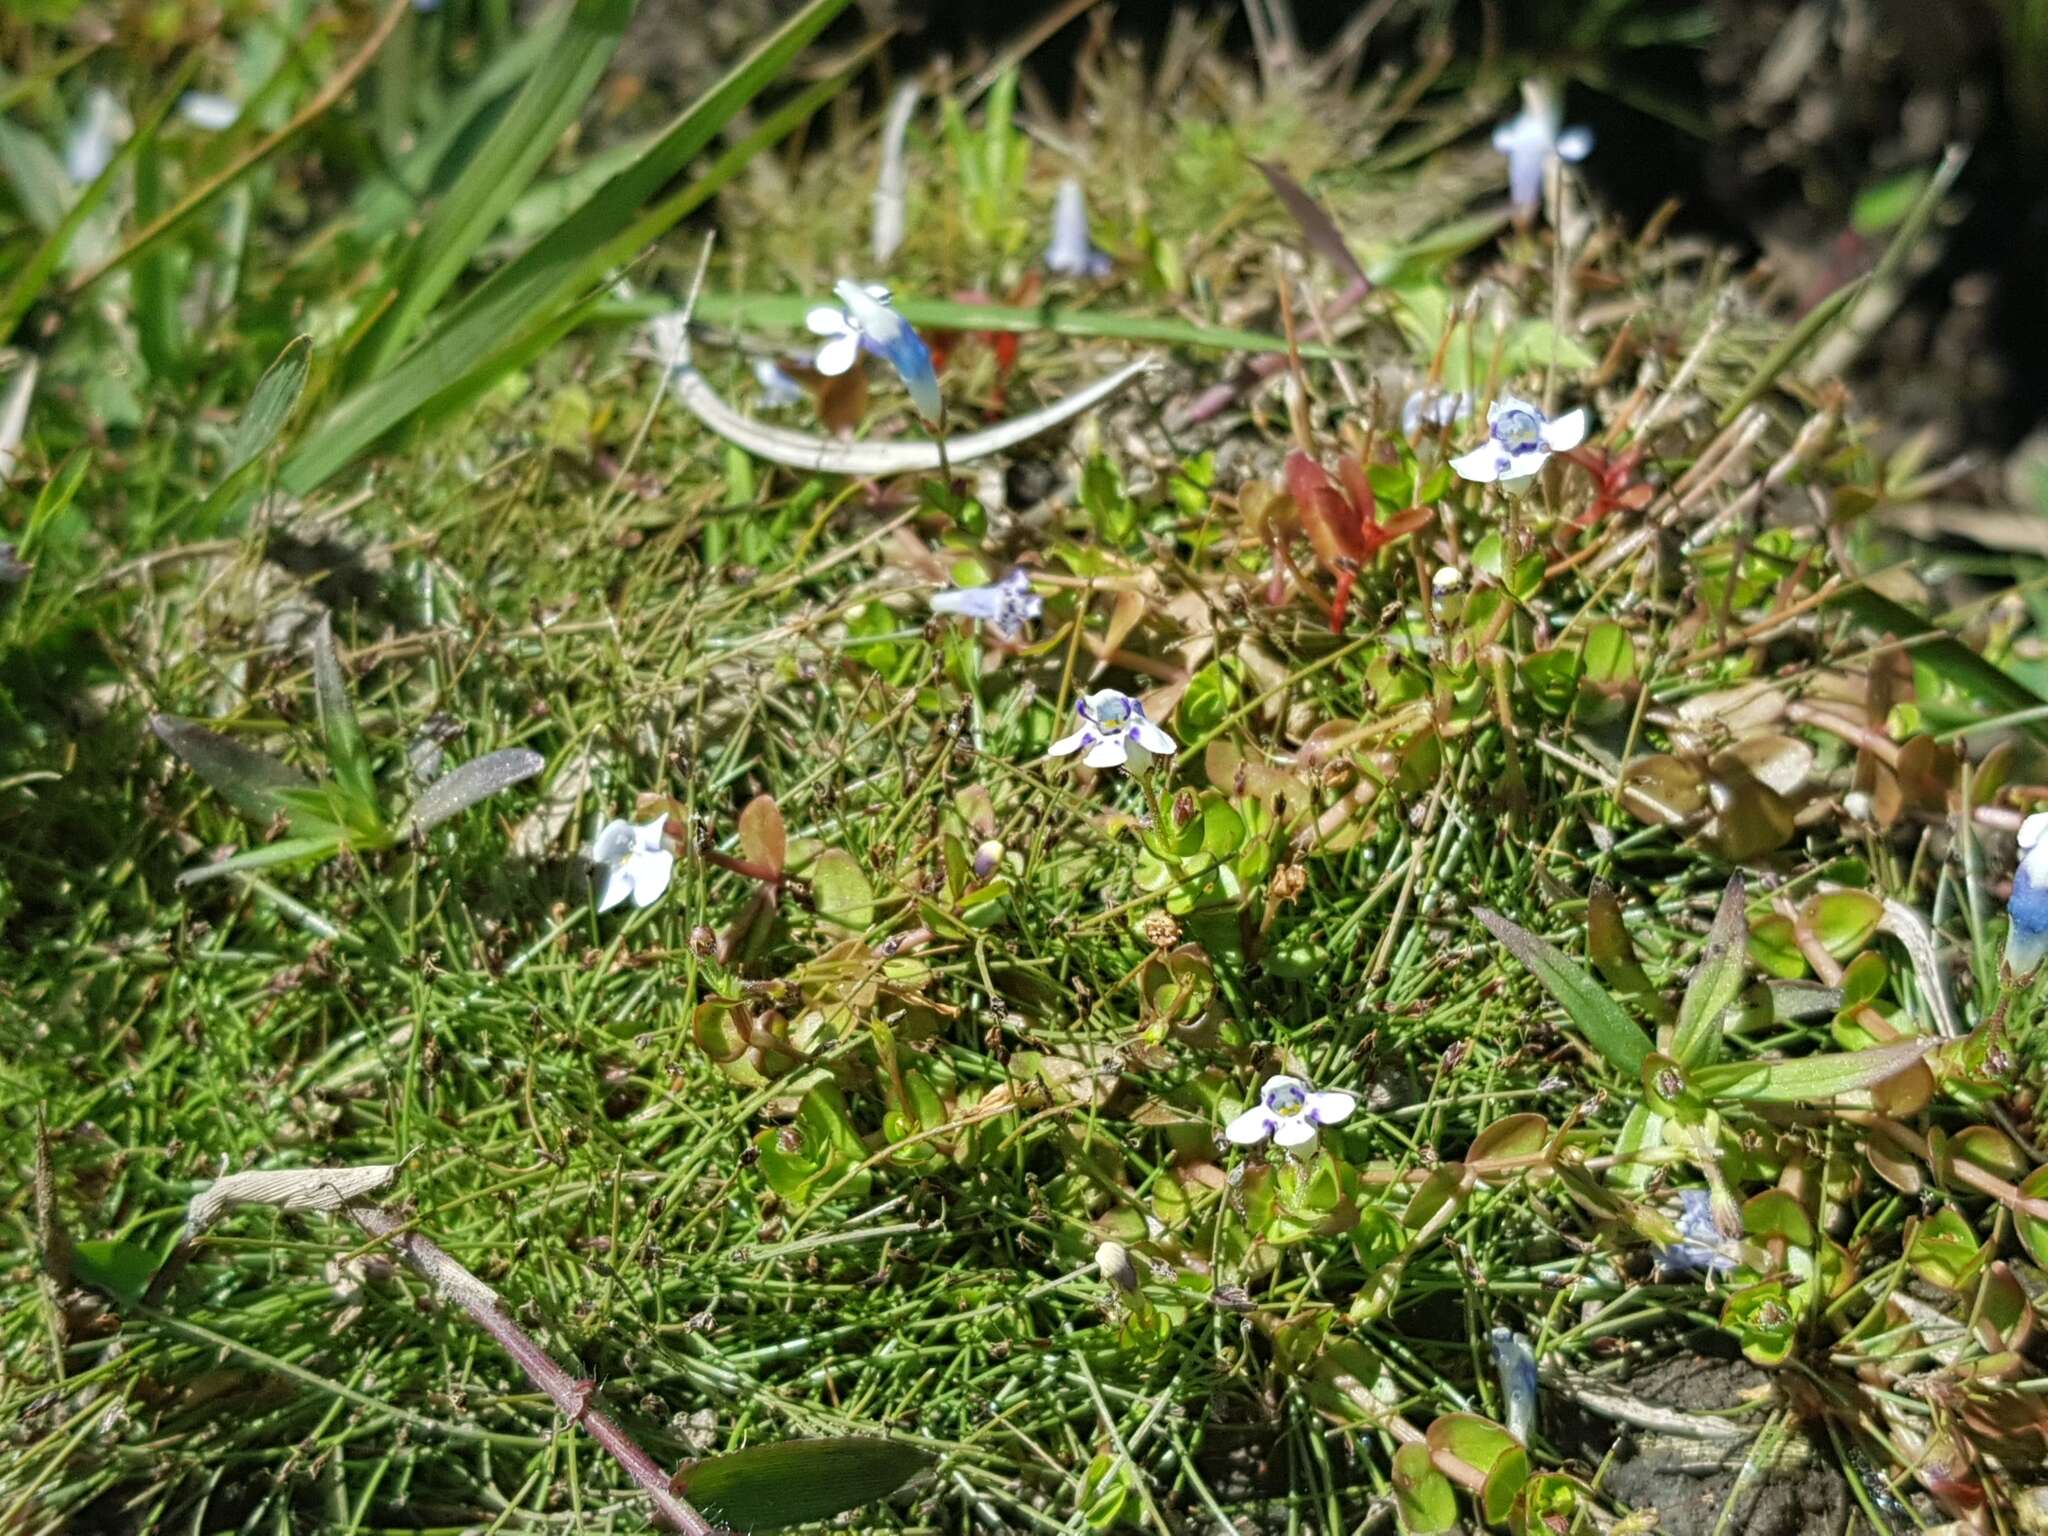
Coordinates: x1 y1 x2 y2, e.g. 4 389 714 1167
1044 178 1112 279
752 357 805 407
1401 387 1472 438
929 568 1042 639
1431 566 1464 597
2009 812 2048 976
177 92 240 132
1493 79 1592 218
805 279 941 421
1450 394 1587 493
589 814 675 912
66 87 127 185
1224 1073 1357 1151
1048 688 1176 771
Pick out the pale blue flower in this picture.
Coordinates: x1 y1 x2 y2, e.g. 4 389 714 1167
1488 1328 1537 1444
1048 688 1176 772
1656 1187 1740 1278
806 279 941 421
66 88 126 184
1401 387 1472 438
589 815 674 912
1451 394 1586 493
1493 80 1592 218
1045 178 1112 279
2009 813 2048 976
929 568 1042 639
1223 1073 1356 1151
178 92 240 132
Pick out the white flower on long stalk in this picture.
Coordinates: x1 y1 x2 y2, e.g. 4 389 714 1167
589 814 675 912
1450 394 1587 493
1223 1073 1357 1151
1493 79 1592 219
177 92 240 131
2009 812 2048 976
1048 688 1176 772
66 88 128 184
929 568 1042 639
1044 178 1112 279
806 279 941 421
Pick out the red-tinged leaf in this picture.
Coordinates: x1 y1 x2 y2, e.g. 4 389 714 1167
1249 158 1366 287
1337 457 1374 521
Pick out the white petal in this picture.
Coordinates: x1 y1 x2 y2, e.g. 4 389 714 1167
2020 813 2048 852
626 850 675 908
590 819 635 863
1490 394 1538 423
931 587 1000 621
178 92 240 131
1307 1089 1357 1126
1491 120 1521 154
805 306 850 337
814 333 860 376
1541 409 1587 453
1130 718 1177 756
2009 927 2048 978
1506 146 1545 212
998 568 1034 594
1498 470 1540 497
634 813 671 853
1555 126 1594 162
596 866 635 912
1450 445 1507 483
1271 1117 1320 1149
1047 729 1091 758
1082 737 1129 769
1224 1107 1276 1145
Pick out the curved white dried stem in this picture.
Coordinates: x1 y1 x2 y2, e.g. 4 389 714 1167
654 323 1155 476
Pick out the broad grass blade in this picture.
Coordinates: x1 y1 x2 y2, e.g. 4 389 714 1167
282 0 854 492
221 336 312 483
310 615 379 821
345 0 624 381
1477 907 1653 1076
402 747 545 835
1673 876 1745 1067
150 714 314 822
680 1437 934 1531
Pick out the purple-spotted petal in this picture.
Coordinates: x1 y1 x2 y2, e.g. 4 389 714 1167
1271 1116 1320 1149
1306 1089 1357 1126
1224 1106 1277 1145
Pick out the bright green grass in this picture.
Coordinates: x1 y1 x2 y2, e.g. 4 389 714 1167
5 6 2047 1536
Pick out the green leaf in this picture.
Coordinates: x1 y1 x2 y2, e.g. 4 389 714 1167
1582 621 1637 684
309 615 379 825
150 714 314 823
1673 877 1745 1068
1477 908 1654 1076
401 748 544 835
282 0 856 491
1586 884 1674 1028
1690 1037 1931 1104
808 849 874 933
678 1437 934 1532
70 1238 157 1307
347 0 626 380
1819 585 2048 746
1392 1441 1459 1535
221 336 312 483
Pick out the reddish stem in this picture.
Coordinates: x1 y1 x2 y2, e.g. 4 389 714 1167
349 1205 713 1534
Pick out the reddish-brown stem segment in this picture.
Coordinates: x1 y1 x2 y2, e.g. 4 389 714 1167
348 1205 713 1535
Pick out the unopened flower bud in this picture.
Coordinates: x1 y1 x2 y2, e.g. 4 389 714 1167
1095 1240 1138 1293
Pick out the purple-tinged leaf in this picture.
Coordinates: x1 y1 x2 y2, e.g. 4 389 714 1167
402 748 544 834
151 713 313 822
1249 158 1366 288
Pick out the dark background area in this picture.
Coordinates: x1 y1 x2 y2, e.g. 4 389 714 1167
809 0 2044 455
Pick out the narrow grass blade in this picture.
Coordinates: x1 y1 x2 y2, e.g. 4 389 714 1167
150 714 314 822
0 54 199 344
221 335 312 483
175 833 345 887
346 0 625 381
1826 583 2048 745
1673 876 1745 1067
402 747 545 835
281 0 853 491
310 615 379 820
1477 907 1653 1076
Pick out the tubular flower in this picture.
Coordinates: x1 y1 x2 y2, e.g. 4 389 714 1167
2009 812 2048 976
806 279 942 421
1493 79 1592 219
929 568 1043 639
